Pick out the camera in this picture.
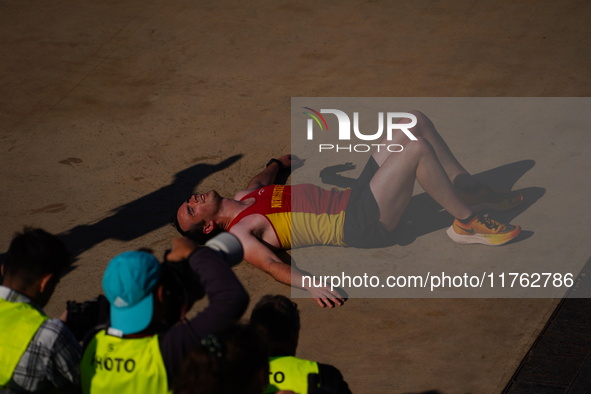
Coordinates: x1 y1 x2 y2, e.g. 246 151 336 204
65 295 110 342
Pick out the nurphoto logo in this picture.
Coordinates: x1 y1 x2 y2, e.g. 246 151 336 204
303 107 418 153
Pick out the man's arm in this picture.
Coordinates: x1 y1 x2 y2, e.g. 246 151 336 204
47 320 82 394
160 238 249 380
165 238 249 336
234 227 346 308
235 154 303 199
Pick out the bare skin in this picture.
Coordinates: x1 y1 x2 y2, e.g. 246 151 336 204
176 155 347 308
177 111 487 308
369 110 475 231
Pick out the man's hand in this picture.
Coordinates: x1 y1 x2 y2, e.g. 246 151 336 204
166 237 198 262
305 285 347 308
277 154 305 169
240 154 305 195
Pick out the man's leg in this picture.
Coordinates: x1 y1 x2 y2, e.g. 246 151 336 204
372 110 522 217
372 110 475 188
369 135 472 231
402 110 523 210
368 111 521 245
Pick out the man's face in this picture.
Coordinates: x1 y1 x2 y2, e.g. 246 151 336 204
176 190 221 233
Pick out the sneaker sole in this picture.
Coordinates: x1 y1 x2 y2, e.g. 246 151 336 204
446 225 521 246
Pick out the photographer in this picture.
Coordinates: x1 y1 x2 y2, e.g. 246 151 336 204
173 323 270 394
0 227 81 393
250 295 351 394
80 233 249 393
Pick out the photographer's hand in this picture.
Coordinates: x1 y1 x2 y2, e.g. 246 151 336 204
166 237 198 262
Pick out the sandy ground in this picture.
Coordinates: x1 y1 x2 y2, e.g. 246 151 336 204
1 1 590 393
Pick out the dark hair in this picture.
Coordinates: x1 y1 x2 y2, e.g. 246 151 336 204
250 295 300 356
174 324 269 394
3 227 72 286
170 213 220 245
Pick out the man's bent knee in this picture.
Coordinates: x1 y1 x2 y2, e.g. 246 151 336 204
406 110 430 138
402 135 434 159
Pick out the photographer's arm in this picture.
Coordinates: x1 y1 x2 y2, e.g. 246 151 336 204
187 247 249 333
169 238 249 336
159 238 249 380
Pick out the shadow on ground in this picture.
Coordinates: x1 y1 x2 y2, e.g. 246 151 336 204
57 155 242 259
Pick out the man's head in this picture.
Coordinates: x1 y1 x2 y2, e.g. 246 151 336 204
250 294 300 357
102 250 162 335
174 324 269 394
173 190 223 244
2 227 72 307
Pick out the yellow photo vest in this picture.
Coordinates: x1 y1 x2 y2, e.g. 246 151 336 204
81 329 169 394
0 299 48 386
264 356 320 394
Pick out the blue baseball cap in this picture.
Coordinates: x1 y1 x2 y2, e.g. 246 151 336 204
102 251 161 335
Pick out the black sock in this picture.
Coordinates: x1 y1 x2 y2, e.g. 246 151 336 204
459 213 477 224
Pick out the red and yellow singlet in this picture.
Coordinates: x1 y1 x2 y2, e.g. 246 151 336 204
228 184 351 249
